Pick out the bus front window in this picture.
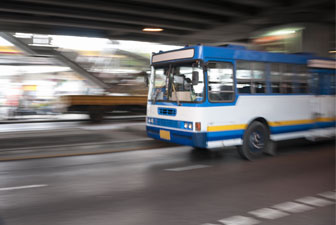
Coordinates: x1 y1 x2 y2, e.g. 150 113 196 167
149 62 204 103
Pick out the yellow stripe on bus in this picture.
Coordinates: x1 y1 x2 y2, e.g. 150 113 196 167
207 124 247 132
316 117 336 122
269 118 335 126
207 117 335 132
268 119 314 126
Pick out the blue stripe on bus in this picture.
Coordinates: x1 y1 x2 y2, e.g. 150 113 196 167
270 122 335 134
315 121 336 128
206 130 244 141
270 124 315 134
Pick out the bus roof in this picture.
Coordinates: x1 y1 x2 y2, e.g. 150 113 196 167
152 45 334 65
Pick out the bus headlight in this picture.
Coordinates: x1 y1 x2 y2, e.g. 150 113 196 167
147 117 153 124
182 122 193 130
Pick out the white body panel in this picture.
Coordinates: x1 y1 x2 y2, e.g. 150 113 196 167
147 95 335 148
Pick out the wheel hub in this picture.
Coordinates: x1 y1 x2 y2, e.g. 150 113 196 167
249 131 264 151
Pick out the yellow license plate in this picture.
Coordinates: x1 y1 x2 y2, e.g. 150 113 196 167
160 130 171 140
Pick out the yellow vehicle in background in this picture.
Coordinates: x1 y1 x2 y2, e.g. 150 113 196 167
60 94 147 122
60 72 149 122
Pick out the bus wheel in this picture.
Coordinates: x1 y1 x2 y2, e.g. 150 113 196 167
238 121 270 160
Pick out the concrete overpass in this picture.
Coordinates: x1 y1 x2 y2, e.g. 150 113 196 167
0 0 334 44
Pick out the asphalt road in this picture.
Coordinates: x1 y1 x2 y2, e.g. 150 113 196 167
0 139 334 225
0 121 176 161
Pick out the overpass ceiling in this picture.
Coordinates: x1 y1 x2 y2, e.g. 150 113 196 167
0 0 334 44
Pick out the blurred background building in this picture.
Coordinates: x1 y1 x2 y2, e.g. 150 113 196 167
250 23 335 57
0 33 181 120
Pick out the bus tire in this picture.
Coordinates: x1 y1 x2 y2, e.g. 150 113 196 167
239 121 270 160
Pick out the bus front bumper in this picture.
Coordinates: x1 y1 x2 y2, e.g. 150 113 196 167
146 126 207 148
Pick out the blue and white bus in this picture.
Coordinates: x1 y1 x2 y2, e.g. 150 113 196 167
146 45 335 159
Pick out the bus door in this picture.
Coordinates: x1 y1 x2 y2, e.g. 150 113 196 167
311 71 335 132
310 72 321 126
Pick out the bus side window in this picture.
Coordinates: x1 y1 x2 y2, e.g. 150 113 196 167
319 74 329 95
252 62 266 93
330 74 336 95
236 61 252 93
310 73 319 95
281 64 294 94
270 63 281 93
207 62 234 102
296 65 309 94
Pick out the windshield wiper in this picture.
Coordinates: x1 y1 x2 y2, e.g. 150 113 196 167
152 88 160 104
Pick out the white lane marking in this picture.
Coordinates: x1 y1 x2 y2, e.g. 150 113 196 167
272 201 314 213
0 184 48 191
248 208 289 220
296 196 334 207
202 190 335 225
218 215 260 225
164 164 210 172
318 191 336 200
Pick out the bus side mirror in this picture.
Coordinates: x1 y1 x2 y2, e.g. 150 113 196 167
192 71 199 85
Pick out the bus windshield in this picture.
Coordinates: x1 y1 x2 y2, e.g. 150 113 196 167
149 61 204 103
